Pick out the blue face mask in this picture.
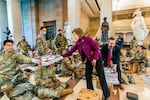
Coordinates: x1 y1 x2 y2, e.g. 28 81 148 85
43 32 46 35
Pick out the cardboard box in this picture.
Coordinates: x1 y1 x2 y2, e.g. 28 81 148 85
77 88 100 100
132 62 139 73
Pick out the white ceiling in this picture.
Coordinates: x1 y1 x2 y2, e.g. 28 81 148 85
81 0 100 18
81 0 150 18
113 0 150 11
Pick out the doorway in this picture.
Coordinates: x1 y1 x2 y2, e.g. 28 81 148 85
43 20 56 40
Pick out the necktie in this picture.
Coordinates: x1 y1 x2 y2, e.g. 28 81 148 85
107 48 111 67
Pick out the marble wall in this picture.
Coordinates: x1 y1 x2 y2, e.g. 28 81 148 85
0 0 8 49
39 0 63 31
80 9 90 34
21 0 37 48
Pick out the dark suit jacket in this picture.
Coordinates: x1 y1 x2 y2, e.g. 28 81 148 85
101 44 121 67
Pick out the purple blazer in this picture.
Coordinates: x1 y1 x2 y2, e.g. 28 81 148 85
62 36 101 63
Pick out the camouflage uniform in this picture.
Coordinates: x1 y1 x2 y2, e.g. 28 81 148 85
17 40 30 56
130 38 138 51
34 66 68 99
121 73 135 84
59 58 74 77
38 33 46 42
36 37 50 56
54 34 68 55
59 55 85 79
131 50 147 74
0 51 32 87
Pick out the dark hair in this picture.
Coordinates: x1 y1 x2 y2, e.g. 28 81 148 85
3 40 14 46
108 37 115 41
40 26 46 30
72 28 85 39
58 29 62 32
104 17 107 19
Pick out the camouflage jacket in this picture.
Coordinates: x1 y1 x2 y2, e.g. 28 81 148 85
36 38 50 56
17 40 30 52
35 66 59 86
0 51 32 86
54 35 68 48
133 50 147 63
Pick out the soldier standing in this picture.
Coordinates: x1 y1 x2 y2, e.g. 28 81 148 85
17 36 30 56
54 29 68 55
36 37 50 56
130 36 138 51
36 26 51 56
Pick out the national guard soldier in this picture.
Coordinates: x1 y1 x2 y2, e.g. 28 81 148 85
0 40 39 97
54 29 68 55
34 65 73 99
38 26 47 42
58 57 74 77
36 26 51 56
36 37 50 56
130 36 138 51
17 36 30 56
130 45 147 74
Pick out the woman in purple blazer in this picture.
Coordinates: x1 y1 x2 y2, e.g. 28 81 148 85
62 28 110 100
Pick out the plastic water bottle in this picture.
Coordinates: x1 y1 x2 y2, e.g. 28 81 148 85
72 72 75 79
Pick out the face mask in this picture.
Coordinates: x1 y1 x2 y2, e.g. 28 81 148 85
43 32 46 35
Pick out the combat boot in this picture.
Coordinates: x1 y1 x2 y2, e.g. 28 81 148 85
61 88 73 96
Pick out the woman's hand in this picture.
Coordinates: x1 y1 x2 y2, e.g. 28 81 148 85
92 59 96 67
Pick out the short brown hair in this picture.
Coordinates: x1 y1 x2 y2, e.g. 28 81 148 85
72 28 85 39
40 26 46 30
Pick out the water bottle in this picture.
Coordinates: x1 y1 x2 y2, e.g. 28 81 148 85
72 72 75 79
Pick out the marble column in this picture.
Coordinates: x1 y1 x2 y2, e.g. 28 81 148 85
6 0 22 45
68 0 81 30
67 0 81 43
0 0 8 49
100 0 112 39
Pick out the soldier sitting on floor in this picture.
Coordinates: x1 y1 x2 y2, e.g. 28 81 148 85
59 54 85 79
121 72 135 84
34 65 73 99
0 40 39 99
17 36 31 56
58 57 74 77
129 45 148 74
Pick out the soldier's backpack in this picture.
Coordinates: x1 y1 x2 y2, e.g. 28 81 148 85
126 92 138 100
10 91 33 100
9 82 34 99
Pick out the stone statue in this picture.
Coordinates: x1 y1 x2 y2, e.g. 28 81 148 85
101 17 109 43
3 27 11 40
131 9 149 45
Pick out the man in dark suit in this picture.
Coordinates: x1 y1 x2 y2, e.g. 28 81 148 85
101 37 124 89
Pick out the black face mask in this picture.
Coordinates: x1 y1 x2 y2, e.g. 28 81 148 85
58 34 62 36
23 39 26 41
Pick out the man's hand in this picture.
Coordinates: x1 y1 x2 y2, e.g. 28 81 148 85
45 83 52 88
92 59 96 67
56 80 61 87
112 64 117 72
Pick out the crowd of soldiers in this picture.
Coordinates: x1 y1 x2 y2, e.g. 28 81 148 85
0 25 149 99
0 26 74 99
